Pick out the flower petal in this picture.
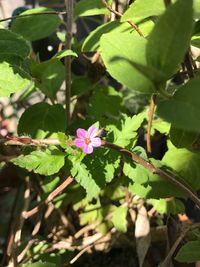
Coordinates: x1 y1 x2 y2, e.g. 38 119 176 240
74 138 85 148
83 143 93 154
88 126 99 138
91 137 101 147
77 128 87 138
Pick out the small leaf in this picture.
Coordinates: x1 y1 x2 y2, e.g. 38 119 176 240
149 198 185 214
18 103 66 138
0 62 31 97
175 241 200 263
112 206 128 233
11 7 61 41
12 148 66 176
54 49 78 60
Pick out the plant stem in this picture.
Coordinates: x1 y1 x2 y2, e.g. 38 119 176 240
64 0 73 127
2 135 200 209
147 94 157 153
0 11 67 23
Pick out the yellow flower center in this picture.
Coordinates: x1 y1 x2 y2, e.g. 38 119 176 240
85 138 91 145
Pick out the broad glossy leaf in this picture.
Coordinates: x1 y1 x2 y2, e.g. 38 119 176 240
74 0 112 18
82 20 154 52
0 29 30 64
100 33 155 93
162 144 200 190
12 148 66 176
11 7 61 41
18 103 66 138
121 0 165 22
157 76 200 133
147 0 193 80
37 60 65 99
170 126 198 148
0 62 31 97
175 241 200 263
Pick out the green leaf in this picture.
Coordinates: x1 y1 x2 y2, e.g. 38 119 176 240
11 7 61 41
170 126 198 148
0 62 31 97
0 29 30 64
18 103 66 138
157 76 200 133
87 86 123 122
74 0 112 18
42 176 60 194
54 49 78 60
149 198 185 214
162 144 200 190
36 60 65 99
175 241 200 263
71 161 101 199
121 0 165 22
112 206 128 233
111 112 147 147
82 20 154 52
100 33 155 93
23 262 56 267
147 0 193 80
12 148 66 176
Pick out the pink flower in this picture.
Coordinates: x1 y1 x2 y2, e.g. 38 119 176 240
74 126 102 154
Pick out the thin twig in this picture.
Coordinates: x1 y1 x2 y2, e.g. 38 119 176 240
22 176 74 219
160 223 200 267
147 94 157 153
100 0 144 37
102 141 200 209
2 135 200 209
64 0 73 127
0 11 67 23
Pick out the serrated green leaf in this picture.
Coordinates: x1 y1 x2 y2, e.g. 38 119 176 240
0 29 30 64
82 20 154 52
12 148 66 176
175 241 200 263
71 161 101 199
157 76 200 133
121 0 165 22
112 206 128 233
11 7 61 41
74 0 112 18
112 112 147 146
100 33 155 93
18 103 66 138
147 0 193 80
0 62 31 97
